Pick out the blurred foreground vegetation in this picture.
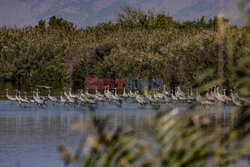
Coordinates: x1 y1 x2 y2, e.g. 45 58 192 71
0 7 249 90
58 106 250 167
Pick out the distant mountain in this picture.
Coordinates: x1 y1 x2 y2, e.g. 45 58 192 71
0 0 245 27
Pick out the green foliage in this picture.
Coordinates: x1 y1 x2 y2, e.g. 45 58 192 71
180 16 228 29
116 6 179 28
38 19 46 29
49 16 74 30
0 7 248 89
152 13 179 28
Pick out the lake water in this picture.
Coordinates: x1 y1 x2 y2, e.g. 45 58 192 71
0 100 158 167
0 99 248 167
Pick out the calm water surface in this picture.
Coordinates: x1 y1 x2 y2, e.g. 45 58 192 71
0 98 248 167
0 100 158 167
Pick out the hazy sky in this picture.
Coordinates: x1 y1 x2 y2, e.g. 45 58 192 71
0 0 247 27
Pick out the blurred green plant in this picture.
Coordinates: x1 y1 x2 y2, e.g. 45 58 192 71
58 106 249 167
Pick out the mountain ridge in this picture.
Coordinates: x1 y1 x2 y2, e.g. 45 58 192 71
0 0 244 27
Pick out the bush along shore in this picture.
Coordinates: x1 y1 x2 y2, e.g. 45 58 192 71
0 7 249 90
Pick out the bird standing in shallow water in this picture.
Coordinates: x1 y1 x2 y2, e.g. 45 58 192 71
122 87 129 99
5 88 16 105
60 92 67 105
18 91 30 107
135 91 147 108
24 92 35 104
48 89 59 104
33 91 46 106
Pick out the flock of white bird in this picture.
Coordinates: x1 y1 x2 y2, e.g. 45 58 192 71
5 85 248 108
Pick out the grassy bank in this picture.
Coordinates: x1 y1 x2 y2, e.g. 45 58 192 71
0 7 249 90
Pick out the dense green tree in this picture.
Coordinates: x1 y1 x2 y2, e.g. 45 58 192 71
0 7 248 88
38 19 46 29
49 16 73 30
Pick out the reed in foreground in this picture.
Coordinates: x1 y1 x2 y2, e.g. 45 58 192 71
57 104 249 167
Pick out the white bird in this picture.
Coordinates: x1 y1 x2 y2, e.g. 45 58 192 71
163 95 171 103
215 87 226 103
195 90 202 102
128 90 136 98
112 88 122 106
36 85 53 90
66 94 76 105
68 88 78 99
113 88 121 99
206 89 217 102
144 90 151 99
206 89 211 99
24 92 35 104
122 87 129 98
171 90 178 102
95 88 104 98
175 86 186 102
94 89 105 104
5 88 16 105
78 90 96 105
33 91 46 106
144 90 157 105
77 93 87 105
187 88 196 101
163 85 170 96
85 89 95 99
135 91 147 107
231 92 241 106
176 86 185 97
48 89 59 103
145 90 161 105
223 89 232 103
104 88 122 106
195 90 214 105
104 87 114 102
153 90 164 99
15 90 21 105
35 88 47 101
178 94 187 102
64 87 68 97
79 89 85 97
18 91 30 106
95 94 105 103
84 95 97 105
63 88 76 105
60 92 67 105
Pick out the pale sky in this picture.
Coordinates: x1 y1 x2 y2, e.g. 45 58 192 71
0 0 247 27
